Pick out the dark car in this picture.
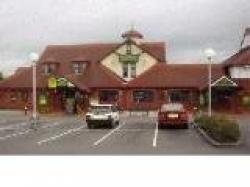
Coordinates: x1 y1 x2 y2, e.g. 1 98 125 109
158 103 189 129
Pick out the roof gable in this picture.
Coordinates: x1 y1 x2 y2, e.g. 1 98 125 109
224 46 250 66
211 76 238 87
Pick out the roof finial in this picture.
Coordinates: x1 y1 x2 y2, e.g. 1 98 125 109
130 21 135 31
121 23 144 40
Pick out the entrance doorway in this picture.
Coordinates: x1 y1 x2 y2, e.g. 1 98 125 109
211 87 237 112
62 88 87 114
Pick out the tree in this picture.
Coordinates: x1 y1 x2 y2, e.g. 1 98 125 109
0 72 3 81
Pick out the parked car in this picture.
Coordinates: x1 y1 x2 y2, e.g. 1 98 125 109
158 103 189 129
85 104 120 129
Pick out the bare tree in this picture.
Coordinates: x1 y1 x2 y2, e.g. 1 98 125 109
0 72 3 80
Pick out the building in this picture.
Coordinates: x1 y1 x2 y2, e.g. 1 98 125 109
0 28 250 114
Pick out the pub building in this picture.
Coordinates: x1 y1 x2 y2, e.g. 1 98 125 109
0 28 250 114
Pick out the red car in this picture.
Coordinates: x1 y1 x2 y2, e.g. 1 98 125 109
158 103 189 129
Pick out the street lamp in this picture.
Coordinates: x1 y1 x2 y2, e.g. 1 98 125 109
29 52 39 127
204 48 216 117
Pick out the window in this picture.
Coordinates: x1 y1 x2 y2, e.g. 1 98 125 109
10 92 17 102
21 92 28 102
72 62 86 75
122 63 137 79
43 64 56 75
131 64 136 78
122 63 129 78
169 90 190 102
133 90 154 102
73 63 81 74
99 90 119 103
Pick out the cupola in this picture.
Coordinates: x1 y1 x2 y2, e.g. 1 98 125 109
121 28 144 45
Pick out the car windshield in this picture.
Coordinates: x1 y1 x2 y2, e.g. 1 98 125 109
161 103 184 112
90 105 111 113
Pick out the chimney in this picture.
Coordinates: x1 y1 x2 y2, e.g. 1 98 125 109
241 27 250 49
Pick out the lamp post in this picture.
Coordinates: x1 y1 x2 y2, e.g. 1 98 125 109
29 52 39 127
204 48 216 117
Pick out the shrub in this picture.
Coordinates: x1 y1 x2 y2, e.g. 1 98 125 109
195 114 241 143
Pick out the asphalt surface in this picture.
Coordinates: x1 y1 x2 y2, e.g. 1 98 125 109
0 110 250 155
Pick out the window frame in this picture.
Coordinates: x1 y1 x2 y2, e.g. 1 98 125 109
99 90 119 104
122 63 129 78
168 90 191 103
130 63 136 78
133 90 155 103
43 63 57 75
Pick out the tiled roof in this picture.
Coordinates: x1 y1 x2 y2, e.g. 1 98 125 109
127 63 225 90
223 46 250 66
0 42 165 90
65 62 125 89
39 42 166 66
0 67 47 89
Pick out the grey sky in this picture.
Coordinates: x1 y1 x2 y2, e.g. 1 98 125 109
0 0 249 75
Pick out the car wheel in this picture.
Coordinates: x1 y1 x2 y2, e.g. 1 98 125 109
110 120 116 129
116 120 120 126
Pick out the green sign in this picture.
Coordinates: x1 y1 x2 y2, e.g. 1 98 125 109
119 54 140 64
48 77 74 88
48 77 57 88
39 94 48 106
57 78 68 87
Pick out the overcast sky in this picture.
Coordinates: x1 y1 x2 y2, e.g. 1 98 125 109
0 0 249 75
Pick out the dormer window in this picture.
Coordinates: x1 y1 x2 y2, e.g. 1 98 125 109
43 63 57 75
72 62 87 75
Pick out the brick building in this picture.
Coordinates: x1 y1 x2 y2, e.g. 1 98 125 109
0 28 250 113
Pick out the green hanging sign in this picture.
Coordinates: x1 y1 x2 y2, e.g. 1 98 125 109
119 54 140 64
57 78 68 87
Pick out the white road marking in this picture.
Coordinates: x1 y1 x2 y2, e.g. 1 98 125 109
0 122 28 131
37 125 85 145
153 122 158 147
41 121 62 129
93 122 126 146
84 128 150 132
0 129 32 141
0 119 60 131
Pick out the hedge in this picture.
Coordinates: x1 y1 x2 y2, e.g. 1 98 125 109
195 114 240 143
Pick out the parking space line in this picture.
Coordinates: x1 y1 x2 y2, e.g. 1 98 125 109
37 125 86 145
0 122 28 131
0 120 61 132
153 122 158 147
93 122 126 146
41 121 63 129
0 129 32 141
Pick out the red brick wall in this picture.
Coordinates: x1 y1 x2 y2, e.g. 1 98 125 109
0 89 32 110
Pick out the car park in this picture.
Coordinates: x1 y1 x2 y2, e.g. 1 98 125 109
85 104 120 129
158 103 189 129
